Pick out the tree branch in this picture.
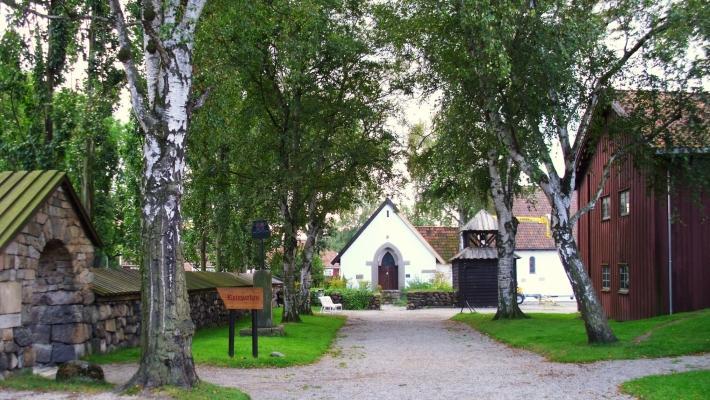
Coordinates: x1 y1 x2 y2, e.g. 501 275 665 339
570 147 622 225
180 0 208 36
108 0 156 132
188 86 212 115
571 17 671 161
1 0 110 22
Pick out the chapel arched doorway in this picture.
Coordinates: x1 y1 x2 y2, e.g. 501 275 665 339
378 251 398 290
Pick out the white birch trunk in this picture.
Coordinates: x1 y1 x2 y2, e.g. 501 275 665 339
488 151 525 319
109 0 207 388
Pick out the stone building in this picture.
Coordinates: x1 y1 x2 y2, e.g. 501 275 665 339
0 170 100 372
0 171 252 375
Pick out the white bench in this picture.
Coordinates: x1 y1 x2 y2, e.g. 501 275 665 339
318 296 343 313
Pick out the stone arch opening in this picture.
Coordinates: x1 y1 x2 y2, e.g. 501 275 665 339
370 243 406 290
36 239 75 299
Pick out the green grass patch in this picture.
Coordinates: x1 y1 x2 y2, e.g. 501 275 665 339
0 371 249 399
620 370 710 400
452 308 710 363
0 370 113 393
86 308 346 368
156 382 250 400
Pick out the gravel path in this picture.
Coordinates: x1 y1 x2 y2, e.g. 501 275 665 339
100 307 710 400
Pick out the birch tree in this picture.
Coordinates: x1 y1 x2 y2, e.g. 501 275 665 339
107 0 207 387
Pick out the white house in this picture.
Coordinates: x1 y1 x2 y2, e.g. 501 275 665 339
332 199 449 290
513 191 575 300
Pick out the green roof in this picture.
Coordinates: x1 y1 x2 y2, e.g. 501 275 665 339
0 171 101 250
91 268 252 297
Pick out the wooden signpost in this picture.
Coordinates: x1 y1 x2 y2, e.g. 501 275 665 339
217 287 264 358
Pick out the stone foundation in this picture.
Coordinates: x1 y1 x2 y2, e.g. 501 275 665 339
380 290 400 304
406 291 455 309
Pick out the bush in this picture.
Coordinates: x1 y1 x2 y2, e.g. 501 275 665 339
406 277 433 291
326 277 347 289
404 273 453 292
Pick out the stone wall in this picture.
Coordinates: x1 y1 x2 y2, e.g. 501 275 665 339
87 289 241 355
0 187 95 374
406 291 455 309
88 297 141 354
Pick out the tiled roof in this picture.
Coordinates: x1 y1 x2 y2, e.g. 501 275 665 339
416 226 460 262
321 250 339 266
0 170 100 250
91 268 251 297
513 190 576 250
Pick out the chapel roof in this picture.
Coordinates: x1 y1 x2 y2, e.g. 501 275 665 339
332 198 445 265
416 226 459 262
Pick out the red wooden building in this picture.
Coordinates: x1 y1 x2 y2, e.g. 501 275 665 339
577 101 710 321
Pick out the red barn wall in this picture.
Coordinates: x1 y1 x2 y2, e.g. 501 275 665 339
579 135 710 320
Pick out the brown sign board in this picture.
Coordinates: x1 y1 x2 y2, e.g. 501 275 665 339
217 287 264 310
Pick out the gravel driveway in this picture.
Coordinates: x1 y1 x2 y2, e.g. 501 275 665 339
100 307 710 400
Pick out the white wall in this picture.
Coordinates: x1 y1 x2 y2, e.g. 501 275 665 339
339 203 439 289
515 250 575 299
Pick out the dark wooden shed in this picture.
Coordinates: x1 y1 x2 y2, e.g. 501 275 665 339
452 248 500 307
451 210 517 308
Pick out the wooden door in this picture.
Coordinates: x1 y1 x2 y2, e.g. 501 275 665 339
379 251 398 290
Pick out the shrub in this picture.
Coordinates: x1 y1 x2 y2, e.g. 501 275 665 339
405 274 453 292
431 272 453 292
406 277 433 291
310 287 375 310
326 277 347 289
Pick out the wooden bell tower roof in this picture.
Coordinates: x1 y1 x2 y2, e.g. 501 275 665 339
461 210 498 232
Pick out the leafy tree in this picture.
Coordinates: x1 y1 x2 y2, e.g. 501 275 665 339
382 0 708 342
195 0 398 322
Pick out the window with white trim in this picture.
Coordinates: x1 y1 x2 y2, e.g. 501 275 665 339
619 190 630 216
601 264 610 291
601 196 611 220
619 263 629 292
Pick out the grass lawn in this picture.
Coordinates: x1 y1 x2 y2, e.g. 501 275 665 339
452 308 710 363
0 371 250 399
86 308 346 368
620 370 710 400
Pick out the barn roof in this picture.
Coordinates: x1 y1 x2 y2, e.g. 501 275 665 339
91 268 251 297
416 226 459 262
0 170 101 251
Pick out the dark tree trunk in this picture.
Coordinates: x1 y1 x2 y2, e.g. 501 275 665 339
298 223 320 315
281 220 301 323
199 228 207 272
488 151 526 320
